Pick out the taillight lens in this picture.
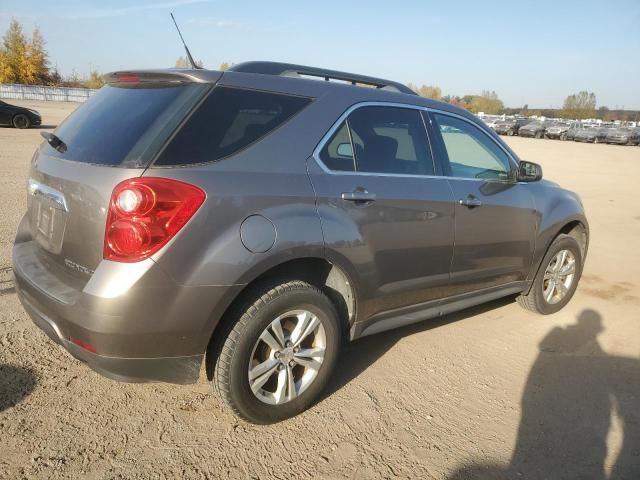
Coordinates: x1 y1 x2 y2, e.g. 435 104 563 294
104 177 205 262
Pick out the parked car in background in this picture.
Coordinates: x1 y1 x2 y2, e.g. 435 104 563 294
494 118 531 136
565 123 584 141
605 127 640 145
12 62 590 424
574 127 607 143
0 100 41 129
545 122 571 140
482 117 501 130
518 121 547 139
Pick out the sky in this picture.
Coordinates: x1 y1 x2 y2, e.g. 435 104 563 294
1 0 639 109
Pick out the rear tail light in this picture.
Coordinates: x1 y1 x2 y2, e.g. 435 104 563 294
104 177 205 262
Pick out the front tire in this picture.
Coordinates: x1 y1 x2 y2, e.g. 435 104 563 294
517 234 583 315
209 280 341 424
13 114 30 129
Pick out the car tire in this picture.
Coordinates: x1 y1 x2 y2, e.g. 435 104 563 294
560 133 567 141
209 280 341 424
507 130 514 136
593 137 599 144
535 131 543 139
12 114 30 129
517 234 583 315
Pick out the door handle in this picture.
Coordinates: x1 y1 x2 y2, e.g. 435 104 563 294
341 190 376 203
459 196 482 208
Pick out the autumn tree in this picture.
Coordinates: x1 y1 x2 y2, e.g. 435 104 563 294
562 91 596 119
84 70 104 89
24 27 49 83
0 19 50 84
407 83 442 100
175 55 203 68
219 62 232 71
0 19 28 83
464 90 504 114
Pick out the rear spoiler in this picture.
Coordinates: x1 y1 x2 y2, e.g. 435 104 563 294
103 69 222 85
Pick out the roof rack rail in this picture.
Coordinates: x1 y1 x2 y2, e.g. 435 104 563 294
227 61 416 95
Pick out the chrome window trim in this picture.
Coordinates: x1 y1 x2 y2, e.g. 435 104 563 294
312 101 519 180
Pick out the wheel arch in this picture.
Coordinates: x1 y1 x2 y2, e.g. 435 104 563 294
203 255 358 375
525 217 589 294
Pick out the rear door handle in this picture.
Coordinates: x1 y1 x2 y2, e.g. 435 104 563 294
459 196 482 208
341 190 377 203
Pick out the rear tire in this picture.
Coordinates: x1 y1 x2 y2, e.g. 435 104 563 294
209 280 341 424
517 234 583 315
12 114 30 129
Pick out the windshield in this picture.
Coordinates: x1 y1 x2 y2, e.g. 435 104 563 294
46 83 208 167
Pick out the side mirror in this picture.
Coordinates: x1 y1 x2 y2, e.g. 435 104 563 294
336 143 353 158
517 161 543 182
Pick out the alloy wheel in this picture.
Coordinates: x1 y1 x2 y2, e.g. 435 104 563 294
542 249 576 304
248 309 326 405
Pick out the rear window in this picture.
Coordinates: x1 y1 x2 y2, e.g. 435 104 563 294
48 84 208 167
154 87 312 166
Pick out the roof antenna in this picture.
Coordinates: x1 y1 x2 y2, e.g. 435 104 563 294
170 12 202 69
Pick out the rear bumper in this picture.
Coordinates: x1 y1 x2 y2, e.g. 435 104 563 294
17 287 202 383
13 230 242 384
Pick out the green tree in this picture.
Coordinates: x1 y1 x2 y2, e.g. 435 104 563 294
562 91 596 119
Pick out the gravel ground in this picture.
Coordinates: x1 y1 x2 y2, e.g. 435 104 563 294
1 101 639 479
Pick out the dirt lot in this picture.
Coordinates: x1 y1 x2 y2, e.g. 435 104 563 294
1 101 639 479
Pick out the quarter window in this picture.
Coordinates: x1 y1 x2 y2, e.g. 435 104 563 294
155 87 312 166
319 121 356 172
432 113 513 181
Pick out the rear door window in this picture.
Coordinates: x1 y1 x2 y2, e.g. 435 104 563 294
47 84 208 167
155 87 312 166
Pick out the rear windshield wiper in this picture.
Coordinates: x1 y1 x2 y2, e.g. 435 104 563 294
40 131 67 153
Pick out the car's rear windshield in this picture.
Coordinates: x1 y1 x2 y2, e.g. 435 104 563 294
46 83 208 167
154 86 312 166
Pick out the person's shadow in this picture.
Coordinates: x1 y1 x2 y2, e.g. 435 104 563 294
0 364 36 412
449 309 640 479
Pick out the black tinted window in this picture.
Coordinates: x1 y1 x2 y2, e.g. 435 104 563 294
347 106 433 175
48 84 207 167
319 121 356 172
156 87 312 166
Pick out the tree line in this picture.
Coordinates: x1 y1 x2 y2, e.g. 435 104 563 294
1 19 637 121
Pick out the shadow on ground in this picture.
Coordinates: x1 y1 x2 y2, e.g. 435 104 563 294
0 364 36 412
323 296 515 400
447 309 640 480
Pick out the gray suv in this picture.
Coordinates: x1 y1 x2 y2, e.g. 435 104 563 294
13 62 589 424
